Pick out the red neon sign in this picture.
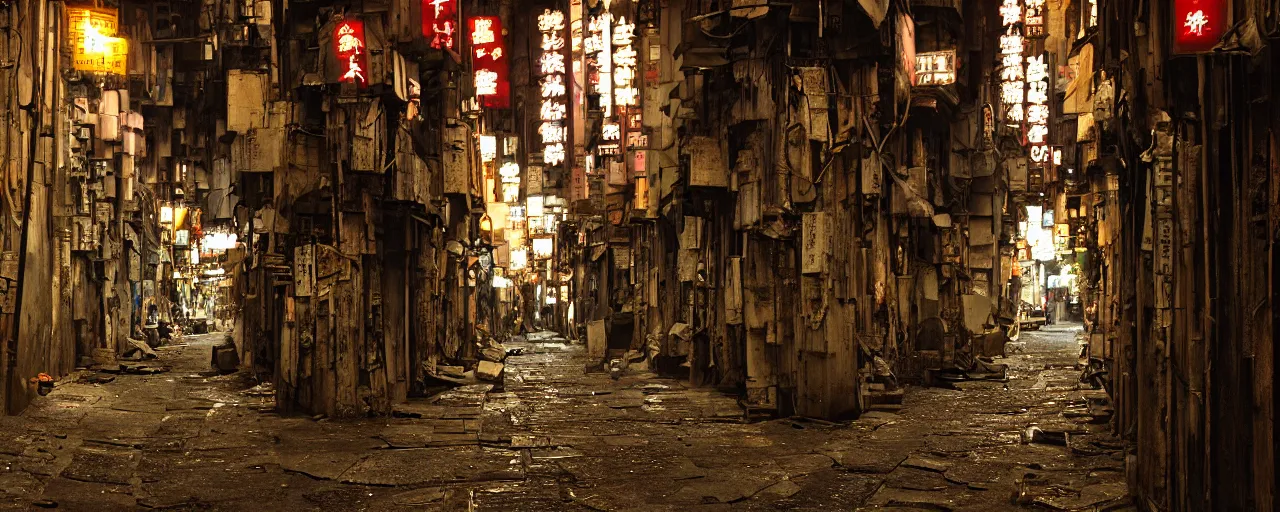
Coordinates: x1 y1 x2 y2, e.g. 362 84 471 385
1173 0 1227 54
469 16 509 109
334 20 368 87
422 0 457 51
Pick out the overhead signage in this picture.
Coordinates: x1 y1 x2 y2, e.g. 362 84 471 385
913 50 956 87
1173 0 1227 54
1026 52 1050 164
998 0 1025 126
469 16 509 108
334 20 369 87
422 0 458 51
1024 0 1046 38
538 9 569 167
612 17 638 107
67 7 128 75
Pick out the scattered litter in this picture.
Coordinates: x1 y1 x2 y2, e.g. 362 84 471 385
1021 425 1068 446
476 361 504 382
122 338 159 360
243 382 275 397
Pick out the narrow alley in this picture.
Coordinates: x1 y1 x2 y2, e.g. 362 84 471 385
2 324 1125 510
0 1 1275 510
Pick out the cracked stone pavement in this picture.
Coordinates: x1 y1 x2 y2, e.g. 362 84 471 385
0 326 1131 511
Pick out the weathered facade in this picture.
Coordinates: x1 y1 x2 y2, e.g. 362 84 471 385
1 0 1276 508
1077 0 1278 509
552 0 1028 419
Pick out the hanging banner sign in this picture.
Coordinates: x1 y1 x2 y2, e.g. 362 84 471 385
1026 52 1051 164
470 16 510 108
538 9 569 168
67 7 128 75
1024 0 1046 38
998 0 1025 126
914 50 956 87
335 19 369 87
1173 0 1227 54
612 17 638 107
422 0 458 51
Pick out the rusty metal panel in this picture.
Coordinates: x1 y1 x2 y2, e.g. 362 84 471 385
442 125 470 195
686 136 728 188
801 212 830 275
726 257 743 325
233 127 285 173
227 70 268 133
349 100 385 173
969 217 995 246
1007 156 1028 191
294 245 315 297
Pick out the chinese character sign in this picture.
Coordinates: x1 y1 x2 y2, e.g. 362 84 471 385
538 9 569 168
612 17 638 107
1024 0 1046 38
335 20 369 87
470 16 510 108
1173 0 1227 54
422 0 457 51
1026 52 1051 164
913 50 956 87
998 0 1025 125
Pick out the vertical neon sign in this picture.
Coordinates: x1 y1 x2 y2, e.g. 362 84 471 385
1173 0 1227 54
998 0 1024 126
470 16 509 108
538 9 568 168
422 0 457 51
335 20 368 87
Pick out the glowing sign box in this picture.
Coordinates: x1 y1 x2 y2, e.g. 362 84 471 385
470 16 509 108
913 50 956 87
999 0 1025 125
67 7 128 75
538 9 569 167
1173 0 1227 54
422 0 458 50
335 20 369 87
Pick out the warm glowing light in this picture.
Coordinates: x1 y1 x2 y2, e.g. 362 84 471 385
999 0 1025 126
472 18 495 44
479 135 497 162
334 20 369 86
475 70 498 95
538 10 568 167
470 16 509 107
69 8 128 74
1184 10 1208 36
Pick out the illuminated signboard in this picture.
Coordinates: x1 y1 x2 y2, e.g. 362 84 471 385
913 50 956 87
999 0 1024 126
538 9 569 168
585 12 613 117
612 17 638 107
500 162 521 203
470 16 509 108
67 7 128 75
422 0 457 50
1173 0 1227 54
479 135 498 163
1024 0 1046 38
1026 52 1050 164
335 20 369 87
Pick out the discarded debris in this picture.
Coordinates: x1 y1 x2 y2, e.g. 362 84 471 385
1021 425 1069 446
122 338 159 360
476 361 504 382
478 338 508 363
210 336 239 374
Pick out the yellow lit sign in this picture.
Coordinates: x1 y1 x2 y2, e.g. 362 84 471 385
68 7 128 75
